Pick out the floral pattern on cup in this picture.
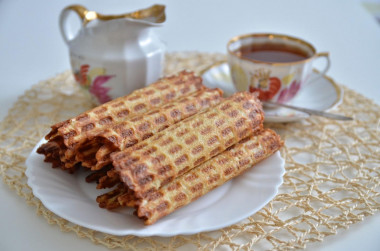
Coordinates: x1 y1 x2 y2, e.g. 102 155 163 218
74 64 114 103
277 80 301 103
248 69 281 101
231 63 305 103
231 64 249 89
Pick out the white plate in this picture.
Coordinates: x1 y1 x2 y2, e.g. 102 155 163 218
201 62 342 123
25 138 285 237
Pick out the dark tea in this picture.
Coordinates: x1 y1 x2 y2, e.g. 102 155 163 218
236 43 310 63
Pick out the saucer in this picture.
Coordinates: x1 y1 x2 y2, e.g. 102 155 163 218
201 62 342 123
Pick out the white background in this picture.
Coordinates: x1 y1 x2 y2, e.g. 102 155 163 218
1 0 379 250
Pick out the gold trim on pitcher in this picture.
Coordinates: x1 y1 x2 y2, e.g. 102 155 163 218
63 4 166 26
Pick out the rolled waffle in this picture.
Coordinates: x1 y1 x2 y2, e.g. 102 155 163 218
96 183 129 210
111 92 264 199
36 136 78 173
66 88 223 170
38 71 205 170
96 169 120 189
136 129 283 225
46 71 204 148
91 88 222 170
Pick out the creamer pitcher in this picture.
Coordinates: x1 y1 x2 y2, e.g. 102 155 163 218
59 4 166 104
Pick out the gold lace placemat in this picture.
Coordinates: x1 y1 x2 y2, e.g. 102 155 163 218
1 52 379 250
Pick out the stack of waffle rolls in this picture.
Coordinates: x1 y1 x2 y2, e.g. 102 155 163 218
111 91 264 199
136 129 282 225
37 71 283 225
68 88 222 170
37 71 214 172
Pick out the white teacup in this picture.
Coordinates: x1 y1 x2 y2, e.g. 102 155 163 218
227 33 330 103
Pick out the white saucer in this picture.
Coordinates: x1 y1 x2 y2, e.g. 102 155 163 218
201 62 342 123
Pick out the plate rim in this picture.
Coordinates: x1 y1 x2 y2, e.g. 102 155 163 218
25 138 285 237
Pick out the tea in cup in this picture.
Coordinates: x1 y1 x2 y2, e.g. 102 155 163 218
227 33 330 103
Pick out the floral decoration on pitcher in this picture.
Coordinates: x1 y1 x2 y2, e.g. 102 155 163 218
249 69 281 101
74 64 114 103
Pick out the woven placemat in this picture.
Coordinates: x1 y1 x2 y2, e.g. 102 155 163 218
1 52 379 250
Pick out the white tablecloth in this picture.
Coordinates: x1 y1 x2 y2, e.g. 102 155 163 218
1 0 379 250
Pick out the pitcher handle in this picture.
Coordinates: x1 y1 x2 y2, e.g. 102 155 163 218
59 5 97 44
308 52 331 84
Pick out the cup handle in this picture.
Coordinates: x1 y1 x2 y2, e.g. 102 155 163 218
59 5 90 45
308 52 330 84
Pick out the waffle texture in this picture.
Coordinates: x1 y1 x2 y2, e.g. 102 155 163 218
89 88 223 170
48 71 204 148
37 71 208 171
111 92 264 199
136 129 283 225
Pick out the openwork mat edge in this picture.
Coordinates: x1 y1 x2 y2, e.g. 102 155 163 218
0 52 379 250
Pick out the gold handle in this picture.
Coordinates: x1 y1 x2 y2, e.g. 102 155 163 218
306 52 331 84
314 52 330 76
315 52 329 57
62 5 97 26
59 5 96 44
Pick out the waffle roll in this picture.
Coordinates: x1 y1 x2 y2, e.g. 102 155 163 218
90 88 223 170
36 137 78 173
85 165 113 183
111 92 264 199
38 71 205 170
46 71 204 149
97 184 138 209
63 88 223 170
94 145 117 171
96 183 129 210
135 129 283 225
96 169 121 189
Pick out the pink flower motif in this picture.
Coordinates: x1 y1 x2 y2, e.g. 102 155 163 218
277 80 301 103
89 75 114 103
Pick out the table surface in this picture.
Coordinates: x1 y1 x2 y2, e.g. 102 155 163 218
1 0 379 250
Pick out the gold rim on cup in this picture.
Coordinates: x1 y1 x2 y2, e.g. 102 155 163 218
227 33 328 66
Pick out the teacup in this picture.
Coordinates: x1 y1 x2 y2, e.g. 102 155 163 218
227 33 330 103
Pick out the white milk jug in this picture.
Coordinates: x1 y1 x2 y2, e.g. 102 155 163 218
59 4 166 104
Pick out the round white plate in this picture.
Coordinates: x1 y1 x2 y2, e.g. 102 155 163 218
26 138 285 237
201 62 342 123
